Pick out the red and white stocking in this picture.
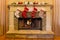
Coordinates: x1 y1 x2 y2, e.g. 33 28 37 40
31 7 37 18
22 6 29 18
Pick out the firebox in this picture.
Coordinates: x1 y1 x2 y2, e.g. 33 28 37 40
18 18 42 30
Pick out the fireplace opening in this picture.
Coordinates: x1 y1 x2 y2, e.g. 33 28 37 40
14 11 46 30
18 18 42 30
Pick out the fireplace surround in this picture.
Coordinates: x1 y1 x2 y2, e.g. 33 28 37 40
6 4 54 38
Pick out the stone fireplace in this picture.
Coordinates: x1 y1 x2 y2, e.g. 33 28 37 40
6 4 54 38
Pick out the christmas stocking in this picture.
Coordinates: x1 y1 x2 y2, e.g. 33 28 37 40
39 8 45 18
22 6 29 18
31 7 37 18
15 9 20 18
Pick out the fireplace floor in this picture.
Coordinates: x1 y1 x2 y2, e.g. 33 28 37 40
6 30 54 38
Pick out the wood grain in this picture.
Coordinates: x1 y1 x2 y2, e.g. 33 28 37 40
0 0 6 35
53 0 60 36
0 36 58 40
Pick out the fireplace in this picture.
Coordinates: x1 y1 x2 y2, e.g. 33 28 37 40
7 4 54 38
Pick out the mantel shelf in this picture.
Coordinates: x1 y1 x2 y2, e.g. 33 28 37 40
15 15 44 19
8 4 53 8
